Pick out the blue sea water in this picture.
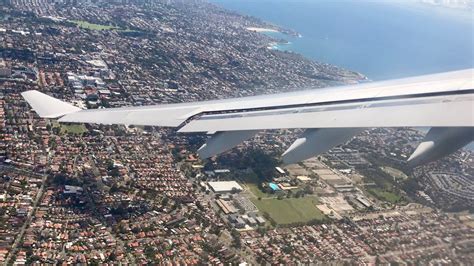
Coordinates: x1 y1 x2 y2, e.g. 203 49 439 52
212 0 473 80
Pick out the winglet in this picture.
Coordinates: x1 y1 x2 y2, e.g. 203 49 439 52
21 90 81 118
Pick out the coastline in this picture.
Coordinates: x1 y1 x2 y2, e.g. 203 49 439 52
246 27 279 33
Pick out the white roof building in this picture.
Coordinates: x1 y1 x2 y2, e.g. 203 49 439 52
64 185 83 194
208 181 243 193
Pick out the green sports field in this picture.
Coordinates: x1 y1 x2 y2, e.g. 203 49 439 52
69 20 118 30
368 188 403 203
251 197 325 225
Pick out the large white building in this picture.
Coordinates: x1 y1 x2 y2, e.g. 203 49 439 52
208 181 243 193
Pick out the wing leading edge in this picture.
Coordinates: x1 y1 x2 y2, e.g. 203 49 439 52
21 68 474 165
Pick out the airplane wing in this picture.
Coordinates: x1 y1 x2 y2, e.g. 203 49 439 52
21 68 474 166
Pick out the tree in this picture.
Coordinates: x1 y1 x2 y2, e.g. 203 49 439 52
282 245 293 254
144 246 156 259
231 229 242 248
110 184 120 193
108 252 117 262
110 167 120 177
52 173 66 185
26 255 41 265
161 197 169 206
304 185 314 195
257 226 267 236
295 190 304 198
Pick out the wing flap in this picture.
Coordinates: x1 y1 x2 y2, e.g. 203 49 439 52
178 95 474 132
58 105 202 127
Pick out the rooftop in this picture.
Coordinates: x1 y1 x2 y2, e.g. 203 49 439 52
208 181 243 193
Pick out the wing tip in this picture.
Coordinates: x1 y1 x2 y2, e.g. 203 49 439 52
22 90 81 118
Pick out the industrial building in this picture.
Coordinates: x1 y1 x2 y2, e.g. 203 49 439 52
208 181 243 193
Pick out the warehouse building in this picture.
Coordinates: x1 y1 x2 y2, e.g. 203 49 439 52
208 181 243 193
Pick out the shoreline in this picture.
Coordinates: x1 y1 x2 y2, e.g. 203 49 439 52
246 27 279 33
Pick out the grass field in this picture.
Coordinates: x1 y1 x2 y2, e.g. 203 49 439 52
51 121 87 135
60 124 87 134
69 20 118 30
251 197 325 225
381 166 409 180
246 182 272 198
368 188 402 203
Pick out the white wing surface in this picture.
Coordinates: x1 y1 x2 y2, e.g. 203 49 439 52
21 68 474 165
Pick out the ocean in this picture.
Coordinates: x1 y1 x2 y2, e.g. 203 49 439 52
211 0 473 81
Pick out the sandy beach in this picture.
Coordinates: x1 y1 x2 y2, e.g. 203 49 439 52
246 27 279 33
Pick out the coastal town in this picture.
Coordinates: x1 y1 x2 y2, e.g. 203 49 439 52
1 0 473 264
